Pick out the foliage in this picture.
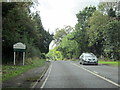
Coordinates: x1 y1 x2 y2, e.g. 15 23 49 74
98 61 119 66
54 25 74 45
74 6 96 55
2 58 45 81
98 2 119 19
87 10 120 60
49 5 120 61
46 47 63 60
76 6 96 26
87 11 110 56
108 8 116 17
103 20 120 60
2 2 53 63
58 33 79 59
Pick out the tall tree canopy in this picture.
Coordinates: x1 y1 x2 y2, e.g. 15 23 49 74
54 25 74 45
47 5 120 61
2 2 53 63
74 6 96 54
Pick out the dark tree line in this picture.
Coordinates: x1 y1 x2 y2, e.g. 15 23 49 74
2 2 53 63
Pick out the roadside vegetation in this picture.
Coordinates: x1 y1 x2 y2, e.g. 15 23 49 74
98 58 120 66
2 2 53 64
47 3 120 63
98 61 119 66
2 1 53 82
2 58 45 82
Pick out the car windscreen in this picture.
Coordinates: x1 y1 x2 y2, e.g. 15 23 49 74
85 56 96 59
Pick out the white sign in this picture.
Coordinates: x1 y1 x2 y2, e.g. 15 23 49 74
13 42 26 49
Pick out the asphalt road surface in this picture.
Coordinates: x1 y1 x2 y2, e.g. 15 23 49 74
35 60 119 88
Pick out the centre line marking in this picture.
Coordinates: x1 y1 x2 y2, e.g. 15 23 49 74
71 62 120 87
41 64 52 88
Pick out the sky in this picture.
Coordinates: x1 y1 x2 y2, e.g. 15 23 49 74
35 0 100 34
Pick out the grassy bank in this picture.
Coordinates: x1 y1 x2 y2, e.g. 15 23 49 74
98 61 120 66
2 58 46 82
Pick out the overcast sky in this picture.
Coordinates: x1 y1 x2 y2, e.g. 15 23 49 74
35 0 100 34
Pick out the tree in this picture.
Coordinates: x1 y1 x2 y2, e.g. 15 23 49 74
87 11 110 56
57 33 79 59
98 1 119 19
46 47 63 60
54 26 74 45
32 12 53 53
74 6 96 55
87 9 120 60
103 20 120 60
2 2 53 63
108 8 116 17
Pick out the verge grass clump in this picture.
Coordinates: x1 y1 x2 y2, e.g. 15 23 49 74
2 58 45 82
98 58 120 66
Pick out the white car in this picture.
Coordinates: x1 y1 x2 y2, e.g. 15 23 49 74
79 53 98 65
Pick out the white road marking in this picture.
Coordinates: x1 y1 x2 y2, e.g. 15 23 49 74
31 67 48 88
71 63 120 87
93 71 98 74
31 72 45 88
41 64 52 88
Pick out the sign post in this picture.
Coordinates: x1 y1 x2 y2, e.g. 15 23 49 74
13 42 26 65
23 52 25 65
14 52 16 65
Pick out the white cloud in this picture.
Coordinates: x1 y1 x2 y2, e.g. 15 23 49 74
36 0 99 34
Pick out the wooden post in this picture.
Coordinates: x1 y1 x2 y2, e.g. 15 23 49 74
23 52 25 65
14 52 16 65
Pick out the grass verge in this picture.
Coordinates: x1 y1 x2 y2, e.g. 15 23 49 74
98 61 120 66
2 58 46 82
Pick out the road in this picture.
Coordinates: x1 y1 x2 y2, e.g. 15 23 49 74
35 60 119 88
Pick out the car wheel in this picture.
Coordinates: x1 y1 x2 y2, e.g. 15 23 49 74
95 63 98 65
82 61 85 65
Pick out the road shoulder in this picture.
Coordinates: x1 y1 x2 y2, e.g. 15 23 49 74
2 62 50 88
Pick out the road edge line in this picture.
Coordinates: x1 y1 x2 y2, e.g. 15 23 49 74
31 63 51 88
40 64 52 88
